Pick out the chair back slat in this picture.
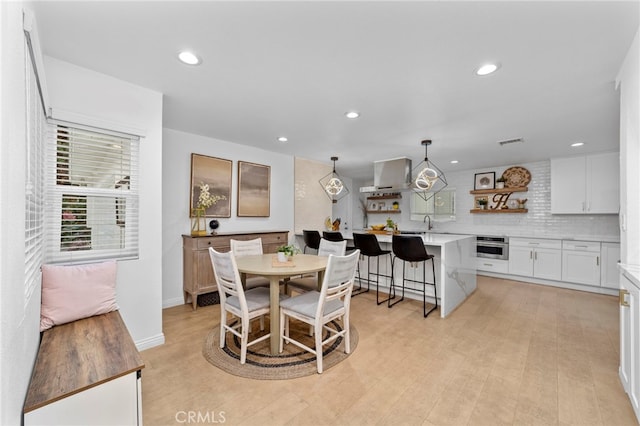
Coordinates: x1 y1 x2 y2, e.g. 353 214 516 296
316 250 360 317
230 238 263 257
208 247 247 309
318 238 347 257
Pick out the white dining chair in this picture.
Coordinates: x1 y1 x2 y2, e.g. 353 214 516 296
208 247 273 364
230 238 271 289
286 238 347 295
279 249 360 373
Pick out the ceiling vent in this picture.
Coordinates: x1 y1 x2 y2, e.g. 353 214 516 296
498 137 524 146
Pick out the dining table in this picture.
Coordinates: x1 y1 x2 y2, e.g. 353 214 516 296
235 253 328 354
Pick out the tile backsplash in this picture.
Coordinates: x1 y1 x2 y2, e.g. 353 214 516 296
423 160 620 240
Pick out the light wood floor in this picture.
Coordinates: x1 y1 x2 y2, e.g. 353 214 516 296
141 276 638 425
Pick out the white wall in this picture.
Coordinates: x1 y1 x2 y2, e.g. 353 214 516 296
0 2 42 424
162 128 294 307
44 56 165 349
617 29 640 264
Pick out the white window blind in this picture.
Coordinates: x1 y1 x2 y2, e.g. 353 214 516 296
45 124 140 263
25 38 46 307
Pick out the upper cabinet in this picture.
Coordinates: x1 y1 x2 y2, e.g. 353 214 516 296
550 152 619 214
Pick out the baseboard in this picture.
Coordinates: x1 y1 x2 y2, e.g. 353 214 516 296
163 296 185 309
477 271 619 296
135 333 165 351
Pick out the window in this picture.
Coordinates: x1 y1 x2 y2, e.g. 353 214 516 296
410 188 456 222
46 124 139 262
25 39 46 306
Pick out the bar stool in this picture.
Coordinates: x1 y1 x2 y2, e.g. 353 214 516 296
322 231 356 252
389 234 438 317
302 230 321 254
352 233 392 301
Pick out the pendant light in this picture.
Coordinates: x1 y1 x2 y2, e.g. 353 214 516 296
413 140 447 202
319 156 350 203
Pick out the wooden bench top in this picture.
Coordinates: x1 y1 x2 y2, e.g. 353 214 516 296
24 311 145 413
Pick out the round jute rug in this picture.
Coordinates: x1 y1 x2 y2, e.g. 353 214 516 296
202 320 358 380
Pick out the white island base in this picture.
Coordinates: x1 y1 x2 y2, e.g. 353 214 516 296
341 232 477 318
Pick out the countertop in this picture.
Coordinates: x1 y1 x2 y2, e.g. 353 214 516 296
340 231 474 246
295 230 620 243
619 264 640 287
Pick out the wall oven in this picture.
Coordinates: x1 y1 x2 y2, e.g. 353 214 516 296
476 235 509 260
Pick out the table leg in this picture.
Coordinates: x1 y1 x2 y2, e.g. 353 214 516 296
316 270 325 291
269 276 281 354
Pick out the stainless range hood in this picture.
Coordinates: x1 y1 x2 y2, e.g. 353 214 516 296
360 157 412 193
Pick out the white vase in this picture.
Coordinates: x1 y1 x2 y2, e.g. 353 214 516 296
277 252 287 262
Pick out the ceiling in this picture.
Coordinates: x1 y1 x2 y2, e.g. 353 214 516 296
29 1 639 181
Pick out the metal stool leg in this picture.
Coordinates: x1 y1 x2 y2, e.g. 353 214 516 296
388 257 406 308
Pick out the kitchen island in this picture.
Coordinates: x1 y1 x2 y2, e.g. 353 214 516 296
297 231 476 318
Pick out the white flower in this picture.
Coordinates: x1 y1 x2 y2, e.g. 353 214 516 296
197 182 226 209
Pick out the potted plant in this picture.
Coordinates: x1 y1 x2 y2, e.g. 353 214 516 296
386 217 395 231
478 199 488 210
496 176 506 189
277 244 300 262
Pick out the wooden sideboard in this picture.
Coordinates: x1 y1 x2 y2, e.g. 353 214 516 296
182 230 289 310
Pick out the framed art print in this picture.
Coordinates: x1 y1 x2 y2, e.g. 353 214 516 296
237 161 270 217
474 171 496 190
190 154 232 217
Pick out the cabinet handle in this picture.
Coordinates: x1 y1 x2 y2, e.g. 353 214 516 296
530 251 533 259
582 201 585 212
528 242 539 245
575 245 588 248
534 252 537 261
596 256 599 266
208 241 212 245
483 263 493 267
620 289 630 307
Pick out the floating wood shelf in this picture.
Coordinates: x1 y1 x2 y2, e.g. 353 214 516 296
367 194 402 200
470 208 528 214
470 186 528 195
367 210 401 214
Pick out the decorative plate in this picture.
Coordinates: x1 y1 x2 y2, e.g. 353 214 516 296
502 166 531 188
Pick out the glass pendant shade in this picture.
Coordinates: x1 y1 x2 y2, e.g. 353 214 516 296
319 156 350 203
413 140 447 203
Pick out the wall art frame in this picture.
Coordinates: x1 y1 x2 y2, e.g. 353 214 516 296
237 161 270 217
190 153 232 218
474 171 496 190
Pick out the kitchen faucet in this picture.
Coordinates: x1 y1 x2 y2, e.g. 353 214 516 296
423 214 433 231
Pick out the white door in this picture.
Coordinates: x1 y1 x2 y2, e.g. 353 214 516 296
533 248 562 281
509 246 533 277
551 156 586 214
620 273 640 421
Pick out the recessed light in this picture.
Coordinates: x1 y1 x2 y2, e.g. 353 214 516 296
345 111 360 119
571 142 585 147
178 51 201 65
476 63 500 76
450 160 459 164
277 137 288 143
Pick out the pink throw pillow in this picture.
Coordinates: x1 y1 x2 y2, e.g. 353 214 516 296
40 261 118 331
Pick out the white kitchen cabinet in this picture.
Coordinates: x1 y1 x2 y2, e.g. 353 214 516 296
562 241 601 286
476 258 508 274
509 238 562 281
619 267 640 422
551 152 619 214
601 242 621 289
